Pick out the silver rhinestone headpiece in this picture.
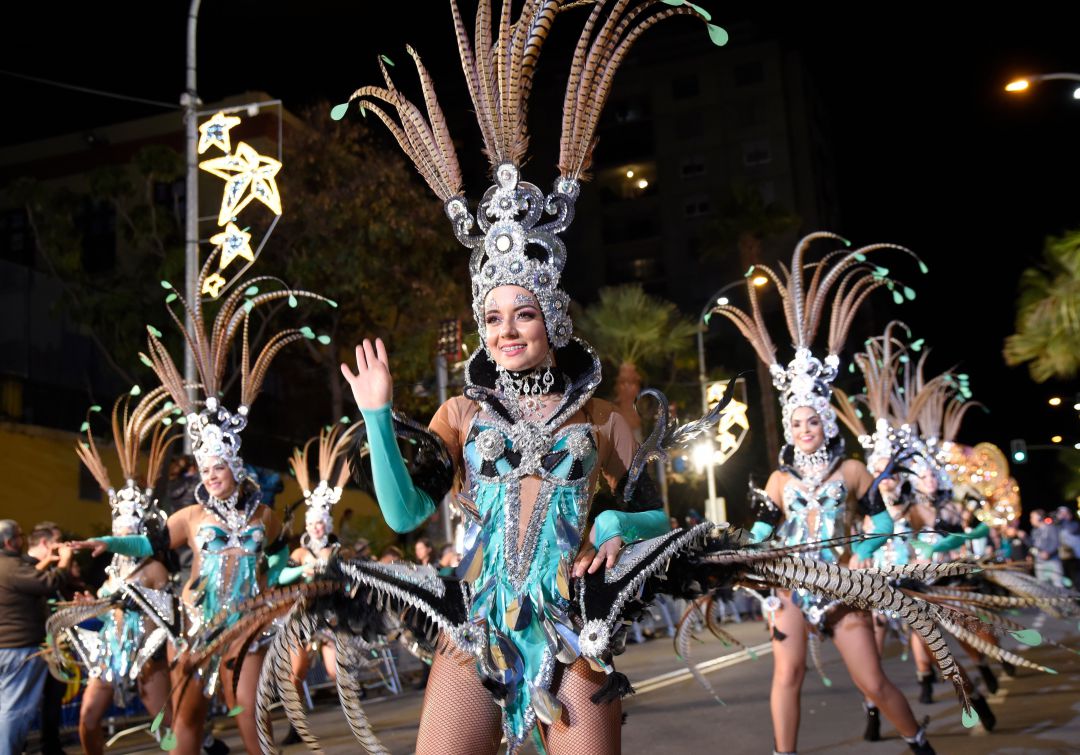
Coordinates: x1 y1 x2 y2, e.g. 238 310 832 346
770 348 841 444
445 163 580 351
187 395 248 482
303 479 342 551
108 479 158 536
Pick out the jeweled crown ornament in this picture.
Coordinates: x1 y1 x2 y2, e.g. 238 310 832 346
333 1 727 355
712 232 925 449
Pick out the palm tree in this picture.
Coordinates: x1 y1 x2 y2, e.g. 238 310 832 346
704 184 800 461
1004 229 1080 382
576 285 698 438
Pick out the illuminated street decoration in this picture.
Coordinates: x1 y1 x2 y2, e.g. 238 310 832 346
200 141 283 225
197 111 242 154
210 222 255 269
201 273 228 298
707 379 750 465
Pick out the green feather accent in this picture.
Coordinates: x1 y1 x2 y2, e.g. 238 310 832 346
165 293 178 304
139 354 154 368
380 54 395 67
227 705 244 717
707 25 729 46
148 325 163 338
129 385 141 396
244 285 259 296
288 294 298 308
1008 629 1042 646
961 707 979 729
151 710 165 733
317 334 332 345
330 103 349 121
80 421 90 432
300 326 315 339
160 281 172 289
160 729 177 750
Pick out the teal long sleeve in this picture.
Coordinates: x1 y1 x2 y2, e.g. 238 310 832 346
360 403 436 533
593 508 669 547
274 565 306 586
91 535 153 558
931 521 990 554
852 510 895 560
749 521 775 544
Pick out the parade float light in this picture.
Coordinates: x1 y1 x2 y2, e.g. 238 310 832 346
1052 435 1063 443
1049 396 1062 406
1005 78 1030 92
752 274 768 287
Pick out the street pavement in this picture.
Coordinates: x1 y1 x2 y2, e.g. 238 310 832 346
111 608 1080 754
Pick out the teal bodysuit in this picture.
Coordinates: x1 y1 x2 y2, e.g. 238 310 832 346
359 343 668 752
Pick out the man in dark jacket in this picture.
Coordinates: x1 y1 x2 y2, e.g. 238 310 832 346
0 519 71 753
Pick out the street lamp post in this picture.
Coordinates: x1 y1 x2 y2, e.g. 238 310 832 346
182 0 202 452
696 280 748 524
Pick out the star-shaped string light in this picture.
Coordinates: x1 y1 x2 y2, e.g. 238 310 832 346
197 111 242 154
202 273 227 298
199 142 283 225
210 222 255 269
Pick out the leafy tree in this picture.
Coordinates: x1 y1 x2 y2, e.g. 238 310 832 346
264 104 467 421
5 146 185 386
1004 229 1080 382
575 284 698 436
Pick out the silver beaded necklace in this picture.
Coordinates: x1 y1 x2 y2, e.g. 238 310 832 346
793 446 831 491
496 355 557 420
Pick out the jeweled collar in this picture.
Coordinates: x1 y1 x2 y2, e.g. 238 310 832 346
778 436 845 491
464 337 602 429
195 480 261 530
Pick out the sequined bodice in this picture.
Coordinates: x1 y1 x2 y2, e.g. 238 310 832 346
195 522 265 555
463 419 598 484
458 415 600 751
779 478 848 561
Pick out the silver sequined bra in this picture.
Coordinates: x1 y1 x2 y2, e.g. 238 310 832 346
778 478 847 562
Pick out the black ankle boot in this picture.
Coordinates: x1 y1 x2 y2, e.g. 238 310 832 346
978 663 999 695
904 725 935 754
863 703 881 741
971 694 997 731
918 672 934 704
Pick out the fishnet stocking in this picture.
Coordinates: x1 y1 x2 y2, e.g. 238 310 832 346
415 642 501 755
544 659 622 755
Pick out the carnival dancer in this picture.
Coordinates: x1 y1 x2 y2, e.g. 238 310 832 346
46 388 179 754
714 236 937 754
69 253 332 755
278 421 358 745
835 324 1000 733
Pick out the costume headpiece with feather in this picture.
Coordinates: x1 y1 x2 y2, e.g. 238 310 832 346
75 387 181 536
290 421 360 552
334 0 728 352
711 232 924 452
140 248 333 486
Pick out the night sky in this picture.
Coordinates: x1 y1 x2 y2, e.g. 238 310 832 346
3 2 1079 504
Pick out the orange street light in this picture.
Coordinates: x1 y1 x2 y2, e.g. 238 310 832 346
752 275 768 287
1005 72 1080 99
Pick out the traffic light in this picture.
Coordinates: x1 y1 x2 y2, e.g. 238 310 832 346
1010 438 1028 464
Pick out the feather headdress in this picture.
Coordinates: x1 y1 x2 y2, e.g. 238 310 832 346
74 387 181 535
289 421 360 551
140 248 333 483
335 0 727 352
711 232 924 447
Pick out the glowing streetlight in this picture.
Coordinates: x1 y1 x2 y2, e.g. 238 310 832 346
716 296 730 306
637 179 649 189
1005 72 1080 100
1049 396 1062 406
626 169 635 178
1052 435 1063 443
752 275 768 287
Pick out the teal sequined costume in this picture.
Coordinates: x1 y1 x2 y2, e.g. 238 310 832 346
361 340 669 751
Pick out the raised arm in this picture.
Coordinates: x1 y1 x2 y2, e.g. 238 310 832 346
341 338 438 533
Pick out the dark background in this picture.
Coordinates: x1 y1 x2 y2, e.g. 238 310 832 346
3 1 1079 508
